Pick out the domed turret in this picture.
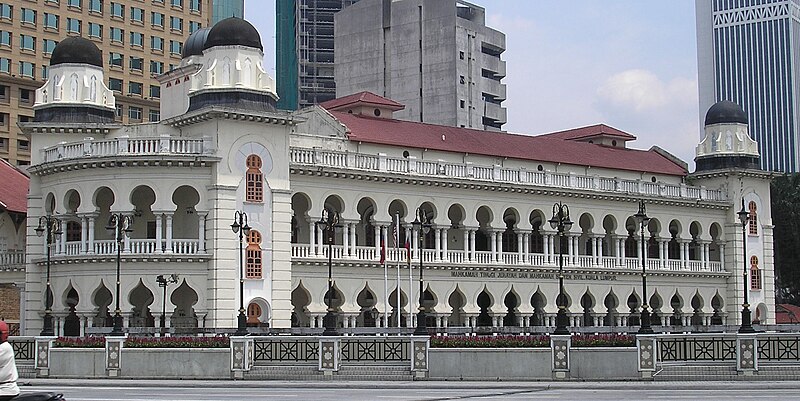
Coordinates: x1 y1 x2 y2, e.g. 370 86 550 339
50 37 103 68
182 27 212 59
704 100 748 126
695 101 759 171
33 36 115 123
203 17 263 51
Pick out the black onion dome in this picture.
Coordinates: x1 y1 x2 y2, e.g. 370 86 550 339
50 37 103 68
182 27 212 58
203 17 263 51
705 100 748 126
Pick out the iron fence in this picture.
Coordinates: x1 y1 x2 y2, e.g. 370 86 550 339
659 336 736 362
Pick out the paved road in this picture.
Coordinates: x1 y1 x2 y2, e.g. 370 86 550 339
18 381 800 401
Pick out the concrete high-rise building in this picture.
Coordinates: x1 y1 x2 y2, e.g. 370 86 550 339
696 0 800 172
0 0 217 167
276 0 359 111
334 0 506 131
212 0 244 24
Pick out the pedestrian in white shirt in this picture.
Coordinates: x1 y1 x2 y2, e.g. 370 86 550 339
0 320 20 401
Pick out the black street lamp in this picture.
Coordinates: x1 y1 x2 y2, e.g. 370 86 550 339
412 208 431 336
633 201 654 334
106 213 134 336
549 202 573 335
737 199 755 333
156 274 179 332
317 208 340 336
231 211 251 336
35 215 62 336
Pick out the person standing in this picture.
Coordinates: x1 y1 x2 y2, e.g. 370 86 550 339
0 320 20 401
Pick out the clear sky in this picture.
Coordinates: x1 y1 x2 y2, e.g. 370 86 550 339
245 1 701 168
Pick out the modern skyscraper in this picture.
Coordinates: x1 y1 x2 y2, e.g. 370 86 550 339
696 0 800 172
212 0 244 24
276 0 359 111
0 0 217 167
333 0 507 131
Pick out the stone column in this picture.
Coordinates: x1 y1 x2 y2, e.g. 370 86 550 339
59 220 67 255
434 227 441 261
660 240 669 268
309 220 317 256
490 231 497 262
342 221 350 258
198 212 207 253
469 229 476 262
164 212 174 254
516 231 524 264
522 232 530 264
87 214 96 254
155 212 164 254
80 215 88 254
441 228 449 262
316 223 324 256
349 222 357 257
412 226 419 260
463 229 470 261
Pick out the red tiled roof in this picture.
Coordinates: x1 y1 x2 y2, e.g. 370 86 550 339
0 159 29 214
537 124 637 141
329 112 688 176
776 304 800 324
320 91 405 111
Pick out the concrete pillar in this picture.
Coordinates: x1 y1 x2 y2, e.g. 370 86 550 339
164 212 174 254
442 228 449 262
155 212 164 254
434 227 441 261
87 214 96 254
198 212 207 253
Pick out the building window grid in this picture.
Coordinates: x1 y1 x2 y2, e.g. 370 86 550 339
0 4 11 21
130 32 143 47
128 81 142 96
20 35 35 52
67 0 82 9
128 105 142 119
89 23 102 38
245 230 262 279
19 61 35 78
0 58 9 73
110 27 123 44
43 13 59 30
110 2 124 19
42 39 57 55
20 8 35 25
148 108 159 122
0 31 10 47
66 18 81 34
170 16 183 32
89 0 102 14
151 36 163 51
131 7 144 23
151 12 164 28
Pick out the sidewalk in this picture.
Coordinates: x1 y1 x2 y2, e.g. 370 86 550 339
20 378 800 391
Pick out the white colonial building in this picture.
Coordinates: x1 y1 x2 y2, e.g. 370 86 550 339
11 18 774 336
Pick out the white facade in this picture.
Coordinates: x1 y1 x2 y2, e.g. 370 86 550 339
12 19 776 336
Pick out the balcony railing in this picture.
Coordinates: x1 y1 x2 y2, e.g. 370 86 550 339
291 244 725 274
41 135 209 163
290 148 727 202
0 250 25 268
48 239 205 257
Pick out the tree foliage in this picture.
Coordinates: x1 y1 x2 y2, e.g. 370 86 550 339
771 174 800 304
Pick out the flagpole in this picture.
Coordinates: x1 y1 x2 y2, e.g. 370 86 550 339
382 234 388 330
409 225 414 329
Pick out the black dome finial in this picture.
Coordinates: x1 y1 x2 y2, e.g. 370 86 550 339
203 17 263 51
705 101 748 126
50 37 103 68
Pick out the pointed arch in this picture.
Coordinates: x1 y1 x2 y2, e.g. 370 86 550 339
246 229 263 279
245 154 264 203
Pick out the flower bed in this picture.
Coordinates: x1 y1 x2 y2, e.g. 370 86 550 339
54 336 105 348
430 333 634 348
53 336 230 348
125 336 229 348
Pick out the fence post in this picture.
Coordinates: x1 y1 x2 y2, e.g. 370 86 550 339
550 334 571 379
637 334 657 380
318 337 341 376
34 337 56 377
230 336 254 379
105 336 125 377
410 336 429 379
737 333 757 375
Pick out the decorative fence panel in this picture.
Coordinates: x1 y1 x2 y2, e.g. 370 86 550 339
252 337 318 362
758 335 800 361
9 337 35 361
340 338 409 362
658 335 737 362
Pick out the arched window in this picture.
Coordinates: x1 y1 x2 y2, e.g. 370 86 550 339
245 230 262 279
247 303 262 325
750 256 761 290
748 201 758 235
245 154 263 203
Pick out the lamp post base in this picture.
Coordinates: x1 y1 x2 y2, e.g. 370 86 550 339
110 312 125 337
638 308 655 334
413 310 428 336
553 308 570 335
234 310 249 336
40 313 55 337
738 306 756 333
322 310 339 336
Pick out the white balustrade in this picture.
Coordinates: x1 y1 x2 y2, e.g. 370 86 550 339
600 256 617 268
474 251 492 264
172 239 200 254
0 251 25 266
447 250 465 264
576 255 594 267
64 242 81 256
709 261 723 272
292 244 312 258
354 246 377 261
665 260 682 270
94 240 118 254
43 137 207 163
287 147 726 201
687 260 703 272
499 252 518 265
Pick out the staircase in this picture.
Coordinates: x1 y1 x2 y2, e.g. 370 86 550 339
17 363 35 379
245 364 413 381
654 364 738 381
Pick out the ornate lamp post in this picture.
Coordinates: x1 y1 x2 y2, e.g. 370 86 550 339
737 200 755 333
317 208 340 336
633 201 654 334
231 211 251 336
156 274 179 331
412 208 431 336
549 202 573 335
35 215 62 336
106 213 134 336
